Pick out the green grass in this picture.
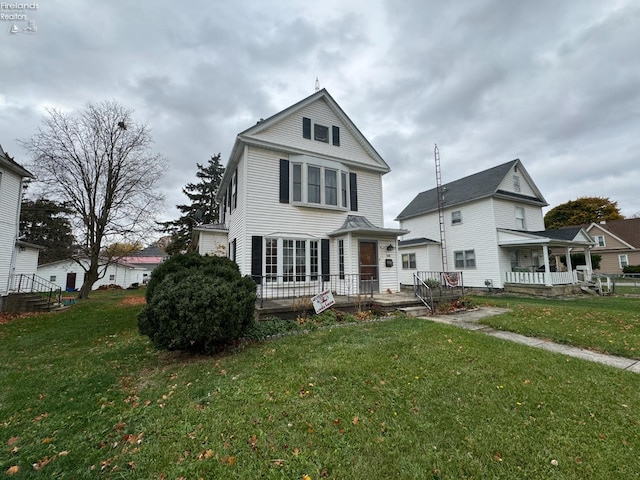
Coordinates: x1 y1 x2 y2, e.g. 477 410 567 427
615 285 640 295
475 295 640 359
1 291 639 478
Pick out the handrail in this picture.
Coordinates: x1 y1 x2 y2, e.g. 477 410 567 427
413 273 433 314
252 273 374 308
10 273 62 307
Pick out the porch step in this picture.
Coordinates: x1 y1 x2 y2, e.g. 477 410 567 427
398 306 431 317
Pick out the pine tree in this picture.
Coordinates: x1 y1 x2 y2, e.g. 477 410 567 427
159 154 225 254
20 198 76 265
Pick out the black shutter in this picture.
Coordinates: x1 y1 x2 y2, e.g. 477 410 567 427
232 238 237 263
227 183 232 208
349 172 358 211
321 239 330 281
233 170 238 209
279 159 289 203
251 236 263 284
332 126 340 146
303 117 311 139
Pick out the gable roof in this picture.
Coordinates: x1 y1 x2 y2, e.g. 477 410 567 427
587 218 640 249
497 227 594 247
395 159 547 221
0 144 34 179
217 89 389 201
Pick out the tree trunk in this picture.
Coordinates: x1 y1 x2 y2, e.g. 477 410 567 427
78 259 100 299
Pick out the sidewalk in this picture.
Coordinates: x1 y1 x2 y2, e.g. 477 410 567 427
422 307 640 374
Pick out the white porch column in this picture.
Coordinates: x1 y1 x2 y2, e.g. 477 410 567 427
565 247 573 273
543 245 552 286
584 247 593 275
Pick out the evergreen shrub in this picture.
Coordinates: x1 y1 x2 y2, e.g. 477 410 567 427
138 253 256 354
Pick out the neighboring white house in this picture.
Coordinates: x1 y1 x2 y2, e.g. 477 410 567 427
119 245 169 284
194 88 407 296
395 159 594 289
0 145 41 302
37 258 144 291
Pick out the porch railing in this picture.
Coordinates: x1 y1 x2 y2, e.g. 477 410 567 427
9 273 62 308
505 270 578 285
252 273 374 308
414 271 465 294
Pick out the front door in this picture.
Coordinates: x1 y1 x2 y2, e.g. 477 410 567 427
66 272 76 291
359 241 378 293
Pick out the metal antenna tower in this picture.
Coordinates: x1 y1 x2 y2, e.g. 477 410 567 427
434 144 448 271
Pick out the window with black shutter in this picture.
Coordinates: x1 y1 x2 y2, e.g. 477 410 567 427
303 117 311 139
279 159 289 203
349 172 358 211
332 126 340 146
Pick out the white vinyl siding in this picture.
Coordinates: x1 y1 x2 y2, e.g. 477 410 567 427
0 169 24 292
493 199 544 231
249 99 385 170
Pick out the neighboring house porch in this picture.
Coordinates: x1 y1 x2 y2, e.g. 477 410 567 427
498 227 598 294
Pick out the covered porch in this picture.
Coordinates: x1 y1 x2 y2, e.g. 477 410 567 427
498 227 595 289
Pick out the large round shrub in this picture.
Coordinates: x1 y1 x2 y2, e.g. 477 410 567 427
138 254 257 354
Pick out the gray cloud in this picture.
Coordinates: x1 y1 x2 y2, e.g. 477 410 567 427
2 0 638 236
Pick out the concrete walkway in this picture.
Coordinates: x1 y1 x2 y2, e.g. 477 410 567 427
422 307 640 374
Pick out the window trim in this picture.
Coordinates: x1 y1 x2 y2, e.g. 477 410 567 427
454 250 476 269
451 210 462 225
515 207 526 229
619 254 629 269
402 253 417 270
314 124 329 143
595 235 606 247
513 175 521 192
265 237 327 283
289 157 352 210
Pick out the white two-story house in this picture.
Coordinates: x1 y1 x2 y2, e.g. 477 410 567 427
0 144 43 310
194 89 407 298
395 159 594 290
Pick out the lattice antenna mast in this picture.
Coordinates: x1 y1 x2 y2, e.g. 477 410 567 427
434 144 448 271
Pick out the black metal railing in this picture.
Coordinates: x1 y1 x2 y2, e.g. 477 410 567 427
253 273 374 308
413 273 434 314
10 273 62 308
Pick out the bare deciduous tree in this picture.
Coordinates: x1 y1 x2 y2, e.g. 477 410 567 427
21 100 167 299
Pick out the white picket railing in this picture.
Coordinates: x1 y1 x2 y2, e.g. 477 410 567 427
505 270 578 286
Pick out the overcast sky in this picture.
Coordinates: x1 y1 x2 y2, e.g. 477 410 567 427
2 0 639 234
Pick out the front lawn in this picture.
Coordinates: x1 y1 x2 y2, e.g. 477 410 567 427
1 290 639 478
475 295 640 359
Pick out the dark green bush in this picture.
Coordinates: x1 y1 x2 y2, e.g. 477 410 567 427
623 265 640 274
138 254 256 354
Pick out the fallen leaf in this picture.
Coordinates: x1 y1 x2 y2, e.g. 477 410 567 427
6 466 19 475
249 434 258 449
352 417 359 425
221 455 236 466
6 436 19 446
293 447 300 456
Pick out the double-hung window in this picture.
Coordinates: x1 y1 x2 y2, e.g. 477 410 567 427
292 164 302 202
513 175 521 192
515 207 526 229
451 210 462 225
595 235 606 247
619 254 629 269
454 250 476 269
402 253 417 269
307 166 321 204
325 169 338 206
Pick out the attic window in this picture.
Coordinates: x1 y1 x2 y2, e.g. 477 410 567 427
314 124 329 143
513 175 521 192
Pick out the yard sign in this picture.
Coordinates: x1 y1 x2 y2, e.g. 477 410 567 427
312 289 335 314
